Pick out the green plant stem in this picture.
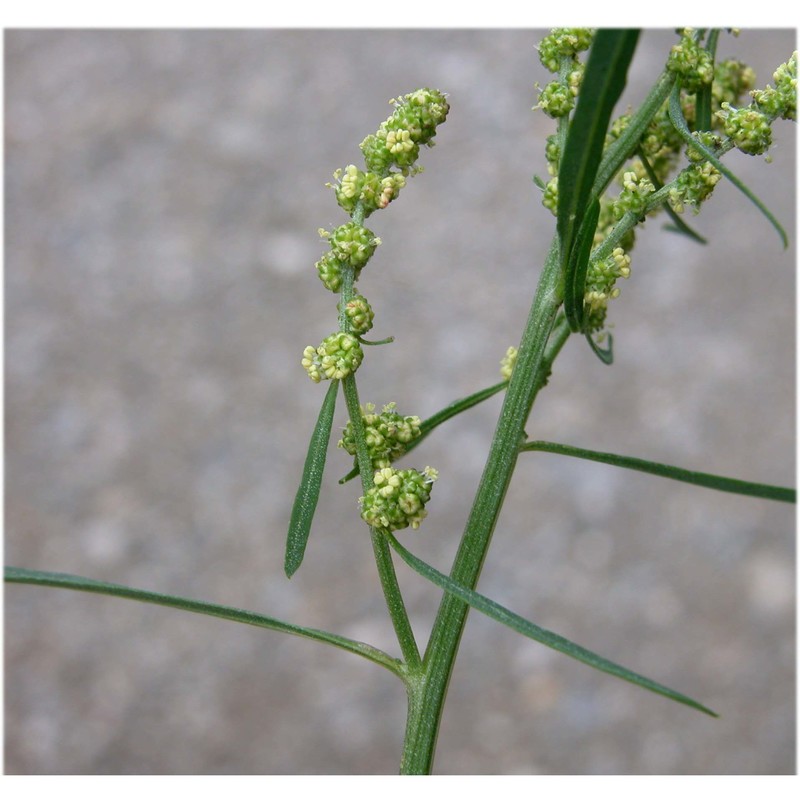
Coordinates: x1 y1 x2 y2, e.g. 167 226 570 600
400 234 564 774
342 374 422 670
337 200 421 671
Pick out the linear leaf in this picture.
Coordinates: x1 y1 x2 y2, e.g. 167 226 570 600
285 379 339 578
668 83 788 247
386 535 716 716
558 29 640 274
564 197 601 331
585 331 614 365
5 566 403 676
520 440 795 503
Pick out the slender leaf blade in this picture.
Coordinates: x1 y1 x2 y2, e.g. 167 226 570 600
585 331 614 365
386 535 716 716
558 29 640 276
564 197 601 331
5 566 403 675
520 440 795 503
285 379 339 577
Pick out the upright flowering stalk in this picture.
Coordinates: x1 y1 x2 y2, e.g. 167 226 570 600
301 88 448 538
293 88 448 668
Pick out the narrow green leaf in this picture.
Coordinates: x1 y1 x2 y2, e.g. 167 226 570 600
564 197 601 331
585 331 614 365
520 440 795 503
413 381 508 448
5 566 403 676
637 147 707 244
285 379 339 578
668 83 788 247
386 535 716 716
558 29 640 272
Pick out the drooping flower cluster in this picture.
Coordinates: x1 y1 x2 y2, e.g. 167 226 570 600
359 466 438 534
339 402 422 471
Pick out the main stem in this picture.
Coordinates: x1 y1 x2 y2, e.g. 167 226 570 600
400 235 565 773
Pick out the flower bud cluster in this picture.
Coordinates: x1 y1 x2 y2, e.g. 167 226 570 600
359 466 438 534
302 332 364 383
339 402 422 470
320 223 382 270
667 161 721 214
750 52 797 121
329 165 408 218
612 171 655 220
537 81 574 118
339 290 374 336
360 88 450 177
542 177 559 216
714 52 796 157
537 29 594 73
583 247 632 333
500 346 518 381
718 103 773 155
535 41 589 119
667 28 714 94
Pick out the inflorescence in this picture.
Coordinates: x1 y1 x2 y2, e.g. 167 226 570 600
533 28 796 338
303 89 449 535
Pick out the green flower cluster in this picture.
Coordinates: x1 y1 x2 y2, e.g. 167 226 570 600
583 247 632 333
612 171 655 220
339 402 422 471
714 52 797 158
314 222 380 294
500 346 518 381
302 332 364 383
667 28 714 93
305 88 449 386
750 52 797 121
360 88 450 176
533 29 795 345
329 165 407 218
537 28 594 73
360 466 438 534
719 104 773 155
339 291 374 336
668 161 721 214
535 32 591 119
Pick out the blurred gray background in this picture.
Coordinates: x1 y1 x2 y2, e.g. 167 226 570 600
4 29 795 774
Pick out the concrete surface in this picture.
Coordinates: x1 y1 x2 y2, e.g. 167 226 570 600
5 29 796 774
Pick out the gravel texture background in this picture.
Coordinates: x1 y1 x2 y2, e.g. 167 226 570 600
5 29 796 774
